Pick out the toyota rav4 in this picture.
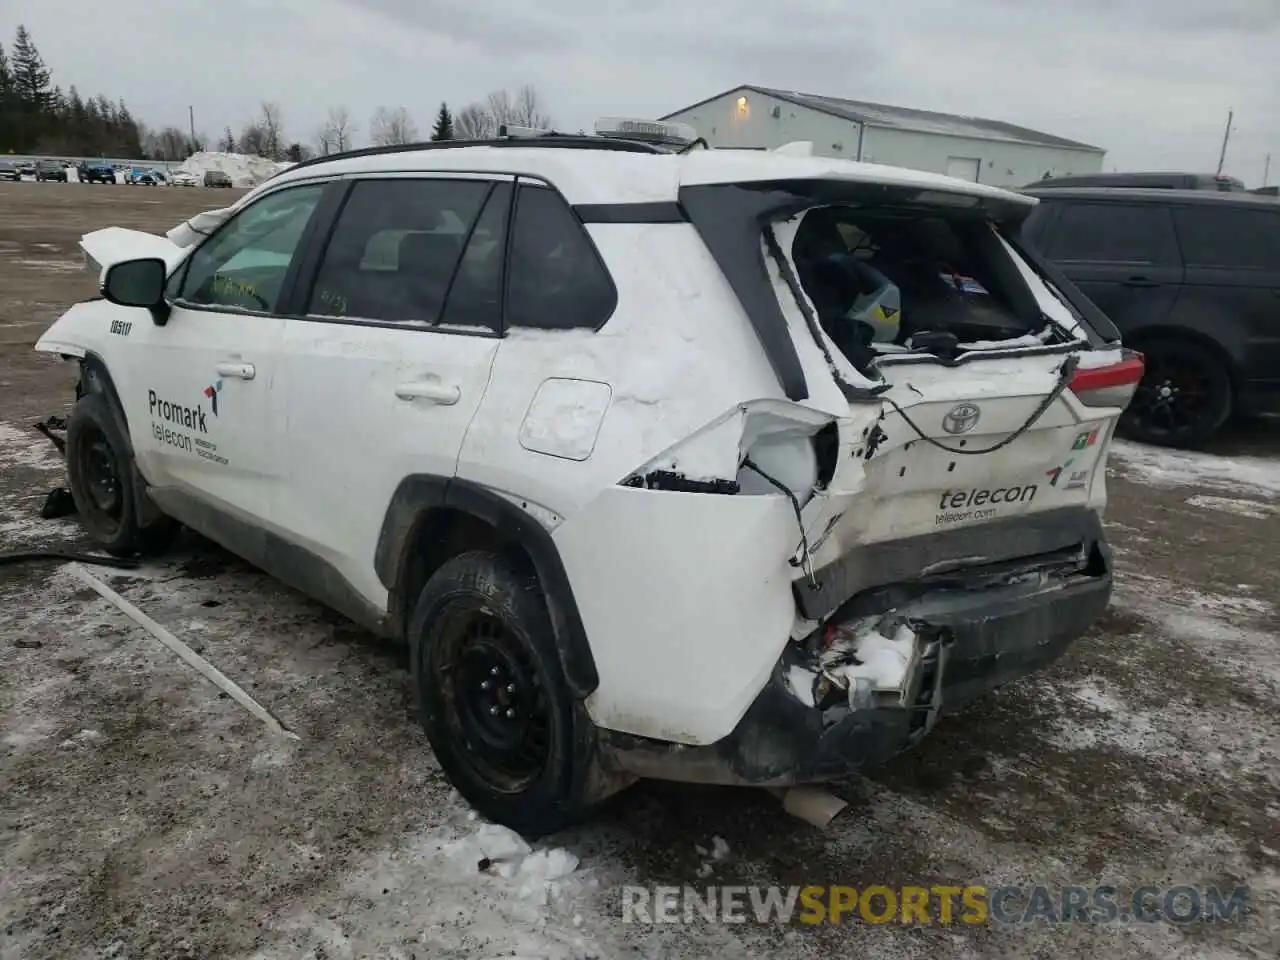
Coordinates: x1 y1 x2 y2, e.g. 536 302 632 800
34 120 1140 836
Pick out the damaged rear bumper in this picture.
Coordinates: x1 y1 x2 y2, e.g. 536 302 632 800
600 541 1112 786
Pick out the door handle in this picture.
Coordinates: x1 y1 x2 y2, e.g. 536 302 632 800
1122 277 1159 288
395 380 461 405
215 361 255 380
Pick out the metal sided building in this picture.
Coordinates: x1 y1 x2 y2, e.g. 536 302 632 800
659 85 1106 187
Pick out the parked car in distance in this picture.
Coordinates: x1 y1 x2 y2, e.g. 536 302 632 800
1022 186 1280 447
36 160 68 182
127 167 164 186
203 169 233 188
17 161 36 179
1025 172 1247 193
0 161 20 182
170 170 198 187
78 162 118 184
1251 185 1279 197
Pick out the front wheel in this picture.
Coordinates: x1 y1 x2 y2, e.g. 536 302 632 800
410 550 624 837
65 392 179 557
1119 339 1233 449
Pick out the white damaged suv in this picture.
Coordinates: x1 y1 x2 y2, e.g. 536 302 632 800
35 121 1141 836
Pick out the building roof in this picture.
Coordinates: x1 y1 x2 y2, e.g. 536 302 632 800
661 85 1105 154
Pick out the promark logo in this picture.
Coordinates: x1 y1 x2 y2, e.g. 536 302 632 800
149 390 208 433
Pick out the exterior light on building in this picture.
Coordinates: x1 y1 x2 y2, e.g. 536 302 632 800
736 96 749 116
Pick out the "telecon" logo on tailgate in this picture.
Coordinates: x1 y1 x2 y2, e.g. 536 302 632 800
934 484 1038 527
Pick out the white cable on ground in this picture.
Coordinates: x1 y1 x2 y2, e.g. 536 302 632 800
69 563 301 740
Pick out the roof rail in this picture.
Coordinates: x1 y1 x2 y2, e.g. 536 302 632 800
275 134 666 179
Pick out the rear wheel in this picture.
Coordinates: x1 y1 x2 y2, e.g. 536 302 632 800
409 550 622 837
1119 339 1233 449
65 393 178 557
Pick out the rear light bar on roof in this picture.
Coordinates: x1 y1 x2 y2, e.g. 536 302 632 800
1069 350 1145 408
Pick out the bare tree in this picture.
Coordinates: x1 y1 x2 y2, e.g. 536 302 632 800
219 127 237 153
316 105 358 155
369 106 419 146
453 103 496 140
155 126 191 161
455 85 553 140
238 122 268 157
259 102 285 160
490 85 551 129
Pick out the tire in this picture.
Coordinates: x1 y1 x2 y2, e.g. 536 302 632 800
65 392 178 557
1119 338 1233 449
409 550 620 838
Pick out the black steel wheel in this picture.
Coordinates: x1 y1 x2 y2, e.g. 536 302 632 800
443 607 552 792
1119 339 1233 449
410 550 623 837
65 391 178 557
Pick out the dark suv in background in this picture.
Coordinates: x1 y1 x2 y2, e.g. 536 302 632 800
1026 172 1247 192
1022 187 1280 447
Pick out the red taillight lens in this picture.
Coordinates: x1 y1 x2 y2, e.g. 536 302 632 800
1069 351 1145 408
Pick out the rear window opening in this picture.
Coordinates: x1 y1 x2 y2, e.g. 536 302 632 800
787 204 1074 372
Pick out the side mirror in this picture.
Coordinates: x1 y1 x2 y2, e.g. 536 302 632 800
102 258 171 324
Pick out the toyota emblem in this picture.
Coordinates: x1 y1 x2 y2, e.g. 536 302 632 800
942 403 981 435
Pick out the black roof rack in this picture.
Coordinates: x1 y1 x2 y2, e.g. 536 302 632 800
277 134 666 179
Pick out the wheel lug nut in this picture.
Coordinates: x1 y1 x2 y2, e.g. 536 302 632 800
490 667 500 677
505 709 515 719
489 706 499 716
506 684 515 693
480 680 491 691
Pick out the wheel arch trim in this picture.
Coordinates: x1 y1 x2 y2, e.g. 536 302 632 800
375 475 600 698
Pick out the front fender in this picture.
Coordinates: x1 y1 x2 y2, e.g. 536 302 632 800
34 298 126 359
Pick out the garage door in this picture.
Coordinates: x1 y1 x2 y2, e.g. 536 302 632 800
945 156 982 182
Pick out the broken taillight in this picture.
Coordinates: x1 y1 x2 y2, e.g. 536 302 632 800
1068 350 1145 408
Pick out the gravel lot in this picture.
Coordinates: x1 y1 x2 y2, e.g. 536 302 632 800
1 181 1278 959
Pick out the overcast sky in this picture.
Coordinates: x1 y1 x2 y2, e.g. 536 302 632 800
13 0 1280 184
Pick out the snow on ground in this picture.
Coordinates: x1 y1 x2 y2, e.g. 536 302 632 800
1185 494 1278 520
1109 439 1280 498
175 151 294 189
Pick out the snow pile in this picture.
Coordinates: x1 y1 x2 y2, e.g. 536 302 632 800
174 151 294 189
250 821 604 958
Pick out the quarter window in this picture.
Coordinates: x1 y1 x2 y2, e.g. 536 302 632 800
1174 207 1280 270
176 184 325 313
505 184 616 330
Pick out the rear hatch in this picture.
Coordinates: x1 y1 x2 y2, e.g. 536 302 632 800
676 155 1141 602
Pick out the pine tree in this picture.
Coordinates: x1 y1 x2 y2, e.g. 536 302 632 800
430 102 454 141
0 42 12 99
10 26 52 113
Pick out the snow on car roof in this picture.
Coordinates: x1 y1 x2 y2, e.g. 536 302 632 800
260 142 1034 209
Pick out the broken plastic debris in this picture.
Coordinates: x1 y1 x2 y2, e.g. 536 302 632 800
710 836 730 861
517 847 579 883
474 824 533 861
821 618 916 695
786 665 818 707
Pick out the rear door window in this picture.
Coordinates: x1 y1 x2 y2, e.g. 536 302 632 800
306 178 491 326
1173 206 1280 270
1045 203 1174 264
